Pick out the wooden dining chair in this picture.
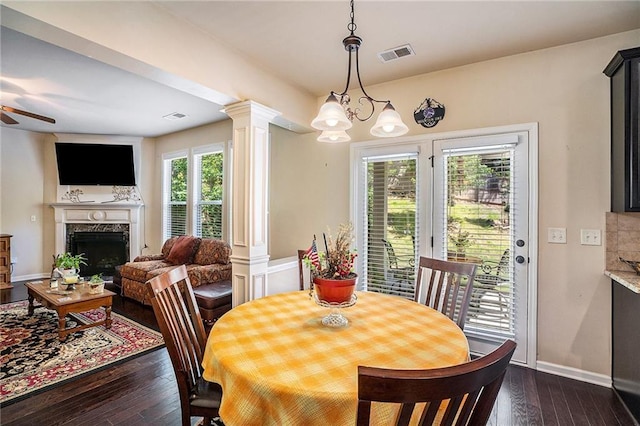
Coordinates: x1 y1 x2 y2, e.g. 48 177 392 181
146 265 223 426
414 256 477 330
298 249 307 291
356 339 517 426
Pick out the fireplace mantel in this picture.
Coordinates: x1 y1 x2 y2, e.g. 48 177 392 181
50 203 143 262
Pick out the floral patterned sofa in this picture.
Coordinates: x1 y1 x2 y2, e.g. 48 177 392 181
120 235 232 306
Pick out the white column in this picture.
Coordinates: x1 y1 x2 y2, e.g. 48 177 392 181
224 101 280 306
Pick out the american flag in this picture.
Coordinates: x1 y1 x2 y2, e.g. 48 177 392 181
305 239 320 270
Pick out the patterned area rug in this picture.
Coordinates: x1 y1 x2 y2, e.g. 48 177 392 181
0 300 164 406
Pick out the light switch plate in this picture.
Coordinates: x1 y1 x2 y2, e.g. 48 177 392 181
548 227 566 244
580 229 601 246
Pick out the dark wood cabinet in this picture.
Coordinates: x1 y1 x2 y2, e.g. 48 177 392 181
604 47 640 212
612 281 640 423
0 234 11 288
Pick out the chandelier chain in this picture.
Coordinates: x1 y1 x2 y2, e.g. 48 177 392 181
311 0 409 139
348 0 356 34
334 0 389 122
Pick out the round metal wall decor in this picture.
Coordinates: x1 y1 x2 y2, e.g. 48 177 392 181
413 98 445 128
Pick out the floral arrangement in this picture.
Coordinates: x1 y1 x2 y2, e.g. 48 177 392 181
111 186 140 202
304 223 357 280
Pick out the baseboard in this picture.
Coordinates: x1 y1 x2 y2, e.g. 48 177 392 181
536 360 611 388
10 273 48 283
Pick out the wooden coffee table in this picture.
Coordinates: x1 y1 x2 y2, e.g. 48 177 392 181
26 280 116 341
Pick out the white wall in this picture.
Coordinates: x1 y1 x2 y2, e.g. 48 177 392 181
138 137 157 256
269 125 352 260
266 256 300 295
0 127 47 279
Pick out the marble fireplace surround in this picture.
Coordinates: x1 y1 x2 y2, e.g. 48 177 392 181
51 203 142 263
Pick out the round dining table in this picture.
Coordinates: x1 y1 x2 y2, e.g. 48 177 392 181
201 290 469 426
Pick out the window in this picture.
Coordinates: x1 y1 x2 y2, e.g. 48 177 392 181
162 143 226 241
354 147 422 299
194 148 224 239
163 152 188 239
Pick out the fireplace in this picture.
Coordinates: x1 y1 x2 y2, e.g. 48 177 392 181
51 203 143 275
70 231 128 276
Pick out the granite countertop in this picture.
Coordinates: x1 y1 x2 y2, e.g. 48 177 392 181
605 270 640 294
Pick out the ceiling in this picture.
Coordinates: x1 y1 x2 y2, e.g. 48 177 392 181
1 1 639 137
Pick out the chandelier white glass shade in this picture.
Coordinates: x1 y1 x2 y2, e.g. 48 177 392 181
310 94 352 131
311 0 409 142
369 103 409 137
317 130 351 143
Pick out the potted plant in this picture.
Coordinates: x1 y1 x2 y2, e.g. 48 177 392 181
304 223 358 303
88 273 105 294
54 252 87 271
54 252 87 285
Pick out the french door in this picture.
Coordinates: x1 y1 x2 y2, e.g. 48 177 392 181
433 131 532 364
352 124 537 366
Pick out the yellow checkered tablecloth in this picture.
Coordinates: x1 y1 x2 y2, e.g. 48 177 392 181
201 290 469 426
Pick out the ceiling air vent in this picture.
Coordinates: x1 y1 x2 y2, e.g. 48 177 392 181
377 44 415 63
163 112 188 120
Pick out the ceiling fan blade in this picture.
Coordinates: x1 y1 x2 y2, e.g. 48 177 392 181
1 106 55 124
0 111 19 125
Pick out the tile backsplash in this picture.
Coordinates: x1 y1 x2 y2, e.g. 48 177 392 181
606 212 640 271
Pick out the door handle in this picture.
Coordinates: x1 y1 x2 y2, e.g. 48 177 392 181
515 255 526 264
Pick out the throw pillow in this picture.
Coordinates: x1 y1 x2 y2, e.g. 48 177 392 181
161 236 180 257
166 235 201 265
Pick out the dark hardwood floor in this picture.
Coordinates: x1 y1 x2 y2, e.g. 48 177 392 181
1 281 637 425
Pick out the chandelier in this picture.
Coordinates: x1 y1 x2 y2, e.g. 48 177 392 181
311 0 409 143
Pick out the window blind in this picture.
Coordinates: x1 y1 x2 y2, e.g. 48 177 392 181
163 156 188 240
359 153 419 300
194 151 223 239
441 146 516 336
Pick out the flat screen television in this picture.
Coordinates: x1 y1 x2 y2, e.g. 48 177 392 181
55 143 136 186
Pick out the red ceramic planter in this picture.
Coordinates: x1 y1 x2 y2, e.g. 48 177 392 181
313 276 356 303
